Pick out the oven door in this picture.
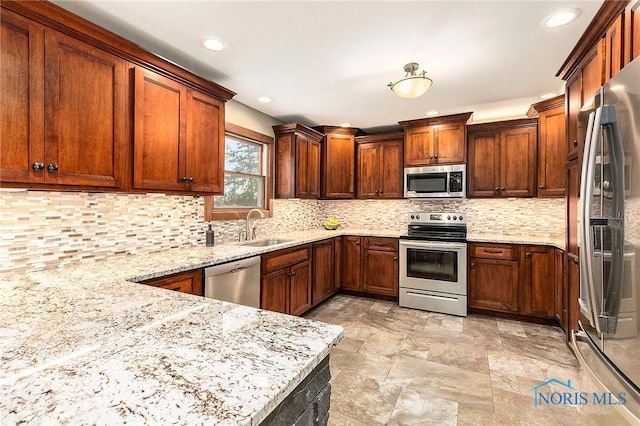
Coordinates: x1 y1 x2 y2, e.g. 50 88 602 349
399 240 467 295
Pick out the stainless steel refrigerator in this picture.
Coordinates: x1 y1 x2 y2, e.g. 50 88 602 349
573 56 640 422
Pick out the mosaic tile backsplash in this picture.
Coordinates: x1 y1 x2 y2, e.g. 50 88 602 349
0 190 565 273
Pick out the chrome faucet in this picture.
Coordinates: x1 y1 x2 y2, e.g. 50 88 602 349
245 209 265 240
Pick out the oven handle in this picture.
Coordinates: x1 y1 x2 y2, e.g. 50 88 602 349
400 241 466 250
405 291 460 302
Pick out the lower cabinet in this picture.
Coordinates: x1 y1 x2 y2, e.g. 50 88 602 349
468 242 556 319
261 245 312 316
140 269 203 296
312 239 336 305
341 236 399 297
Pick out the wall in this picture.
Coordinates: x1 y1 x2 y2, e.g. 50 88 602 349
225 100 282 137
0 188 564 274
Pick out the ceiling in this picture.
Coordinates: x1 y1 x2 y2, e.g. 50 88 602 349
52 1 603 133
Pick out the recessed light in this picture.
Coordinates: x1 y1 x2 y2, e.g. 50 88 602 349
340 122 351 128
426 111 439 116
542 9 581 28
202 37 226 51
539 93 557 100
257 96 272 103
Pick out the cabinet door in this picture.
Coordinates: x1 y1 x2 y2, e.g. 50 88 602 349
362 247 398 296
467 132 500 197
133 66 186 191
435 124 466 164
44 31 126 188
566 159 580 255
185 90 224 193
500 127 537 197
567 255 581 337
521 246 555 318
261 269 289 314
555 250 568 329
356 143 379 198
295 137 309 198
404 127 434 166
306 139 321 199
312 239 335 305
0 10 44 184
289 260 312 316
605 15 624 81
342 236 362 290
625 1 640 65
469 257 519 312
275 133 295 198
581 40 605 101
565 71 582 161
142 269 202 296
334 237 343 291
537 105 566 197
323 134 355 198
379 141 403 198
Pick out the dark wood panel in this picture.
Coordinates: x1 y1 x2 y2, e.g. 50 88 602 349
470 243 518 260
500 126 537 197
356 142 379 199
141 269 202 296
261 269 289 314
565 71 582 161
537 100 566 197
289 260 312 316
275 133 295 198
341 236 362 291
334 237 343 291
521 246 555 318
605 14 624 81
469 257 520 313
435 123 466 164
404 126 434 166
379 139 403 198
321 133 355 199
312 239 335 305
362 246 398 296
262 245 311 275
467 132 499 197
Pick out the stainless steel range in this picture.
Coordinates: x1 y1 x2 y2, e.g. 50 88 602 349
399 212 467 316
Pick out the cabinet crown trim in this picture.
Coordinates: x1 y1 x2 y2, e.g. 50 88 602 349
467 118 538 133
398 111 473 128
273 123 324 141
313 126 364 137
527 95 565 117
355 132 404 144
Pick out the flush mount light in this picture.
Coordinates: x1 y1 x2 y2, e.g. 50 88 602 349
539 93 557 100
426 111 439 116
202 37 226 51
542 9 581 28
257 96 272 103
388 63 433 99
340 122 352 128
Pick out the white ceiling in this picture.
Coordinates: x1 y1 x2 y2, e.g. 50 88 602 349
52 0 603 133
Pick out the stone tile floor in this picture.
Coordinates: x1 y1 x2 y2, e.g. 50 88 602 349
304 294 596 426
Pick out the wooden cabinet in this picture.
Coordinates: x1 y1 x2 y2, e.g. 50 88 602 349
605 15 624 81
555 250 568 330
565 71 582 161
314 126 359 199
334 237 343 291
567 254 581 338
362 237 399 296
399 112 472 166
140 269 203 296
1 10 126 189
528 95 566 197
261 244 312 315
312 239 336 305
355 133 403 199
469 243 557 319
273 123 324 199
469 243 520 313
625 0 640 65
133 67 224 193
467 119 537 198
520 245 555 318
341 236 399 297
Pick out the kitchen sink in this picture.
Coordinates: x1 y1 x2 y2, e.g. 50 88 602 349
240 238 293 247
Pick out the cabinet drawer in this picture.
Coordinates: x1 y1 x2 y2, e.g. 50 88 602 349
262 245 311 274
140 269 203 296
364 237 398 251
470 243 517 260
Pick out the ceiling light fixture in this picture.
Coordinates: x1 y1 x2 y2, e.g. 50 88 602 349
539 93 557 100
340 122 351 128
202 37 226 51
426 111 439 116
258 96 272 103
542 9 581 28
388 63 433 99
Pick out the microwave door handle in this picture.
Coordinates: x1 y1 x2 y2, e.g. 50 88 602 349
600 105 626 333
580 109 602 333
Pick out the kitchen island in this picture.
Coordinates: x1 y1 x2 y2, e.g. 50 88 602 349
0 244 343 425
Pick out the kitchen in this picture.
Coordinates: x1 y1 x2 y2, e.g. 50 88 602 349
1 0 639 424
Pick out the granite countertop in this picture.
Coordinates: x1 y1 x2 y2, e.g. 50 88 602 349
466 232 566 250
0 229 350 425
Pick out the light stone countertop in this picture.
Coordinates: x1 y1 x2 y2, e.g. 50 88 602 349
0 226 565 424
466 232 566 250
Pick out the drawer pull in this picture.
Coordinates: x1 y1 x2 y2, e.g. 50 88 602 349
483 249 503 254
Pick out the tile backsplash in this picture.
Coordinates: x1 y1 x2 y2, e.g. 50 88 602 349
0 189 565 274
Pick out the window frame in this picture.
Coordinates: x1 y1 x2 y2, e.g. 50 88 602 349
205 122 274 221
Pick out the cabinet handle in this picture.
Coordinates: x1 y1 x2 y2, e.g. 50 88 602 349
307 189 312 194
495 187 500 193
32 162 44 171
573 140 578 148
180 176 187 182
379 190 384 194
393 256 398 261
483 249 503 254
355 241 360 245
538 185 545 189
471 262 475 268
429 156 434 160
47 163 59 172
287 272 297 278
434 154 438 159
525 252 532 257
374 189 380 194
500 187 506 192
187 177 194 183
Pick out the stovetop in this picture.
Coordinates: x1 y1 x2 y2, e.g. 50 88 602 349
401 212 467 242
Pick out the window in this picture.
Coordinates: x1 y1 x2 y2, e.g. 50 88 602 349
205 123 273 220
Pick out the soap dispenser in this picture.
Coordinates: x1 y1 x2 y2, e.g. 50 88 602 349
206 224 215 247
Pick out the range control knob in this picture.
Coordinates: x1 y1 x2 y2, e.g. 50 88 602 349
447 215 451 220
453 216 457 220
416 215 420 220
459 215 463 220
410 215 415 219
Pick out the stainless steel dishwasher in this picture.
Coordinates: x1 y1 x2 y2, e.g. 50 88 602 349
204 256 261 308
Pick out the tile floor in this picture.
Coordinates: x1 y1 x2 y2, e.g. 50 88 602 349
303 295 610 426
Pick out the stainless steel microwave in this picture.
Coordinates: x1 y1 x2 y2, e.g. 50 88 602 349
403 164 466 198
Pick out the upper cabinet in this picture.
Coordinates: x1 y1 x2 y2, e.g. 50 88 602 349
467 119 537 198
1 10 126 189
0 1 234 194
273 123 324 199
314 126 360 199
399 112 472 167
133 67 225 193
625 0 640 65
528 95 566 197
355 132 403 199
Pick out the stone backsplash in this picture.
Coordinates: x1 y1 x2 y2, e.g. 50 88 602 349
0 189 565 273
